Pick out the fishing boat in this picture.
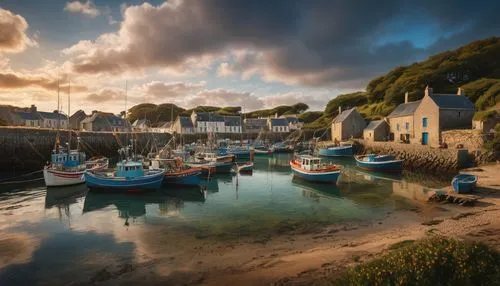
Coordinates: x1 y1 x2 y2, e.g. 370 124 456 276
318 144 353 157
44 139 108 187
192 152 234 173
452 173 477 194
354 154 403 173
220 146 251 159
235 162 254 173
254 146 273 155
272 142 292 153
150 157 201 187
289 155 341 184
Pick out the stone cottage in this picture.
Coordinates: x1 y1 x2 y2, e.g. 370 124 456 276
331 107 366 141
387 93 420 143
70 110 87 130
363 120 390 142
413 87 475 146
80 112 130 132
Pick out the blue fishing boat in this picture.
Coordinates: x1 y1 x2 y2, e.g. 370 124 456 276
85 160 164 191
452 173 477 194
150 157 201 187
318 145 353 157
289 155 341 184
219 146 251 159
354 154 403 173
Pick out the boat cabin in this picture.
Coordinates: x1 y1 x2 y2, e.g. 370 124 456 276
299 156 323 171
116 161 145 178
51 150 86 169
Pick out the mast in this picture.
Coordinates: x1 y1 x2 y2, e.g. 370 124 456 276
68 76 72 150
57 69 60 130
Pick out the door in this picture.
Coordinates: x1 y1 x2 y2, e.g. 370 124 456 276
422 132 428 145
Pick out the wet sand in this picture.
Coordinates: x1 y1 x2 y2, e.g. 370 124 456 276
88 164 500 285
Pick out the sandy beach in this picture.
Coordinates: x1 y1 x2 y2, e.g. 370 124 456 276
80 163 499 286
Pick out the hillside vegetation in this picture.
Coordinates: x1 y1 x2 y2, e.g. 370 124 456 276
304 37 500 128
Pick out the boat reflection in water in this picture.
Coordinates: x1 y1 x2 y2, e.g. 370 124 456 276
45 184 88 209
83 188 206 225
292 176 342 199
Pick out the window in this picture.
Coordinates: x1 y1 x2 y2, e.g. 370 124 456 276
422 117 428 128
458 112 461 119
396 123 400 131
405 122 409 130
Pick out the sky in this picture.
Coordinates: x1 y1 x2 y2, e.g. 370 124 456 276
0 0 499 114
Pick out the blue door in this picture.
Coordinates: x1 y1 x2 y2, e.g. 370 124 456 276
422 132 428 145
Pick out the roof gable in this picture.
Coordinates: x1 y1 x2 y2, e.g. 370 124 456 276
365 120 387 130
179 117 194 128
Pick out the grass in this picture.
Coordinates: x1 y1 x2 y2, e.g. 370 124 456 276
335 237 500 286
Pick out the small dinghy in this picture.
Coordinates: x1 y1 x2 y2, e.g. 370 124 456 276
236 162 254 173
289 155 341 184
452 173 477 194
354 154 403 173
318 144 353 157
254 146 273 155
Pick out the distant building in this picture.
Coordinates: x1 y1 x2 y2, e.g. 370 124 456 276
387 93 421 143
80 111 130 132
151 121 172 133
268 118 290 132
132 119 150 131
331 107 365 141
414 86 475 146
363 120 390 142
172 116 195 134
38 110 68 129
70 110 87 130
191 112 225 133
281 115 304 131
223 116 242 133
244 118 268 133
13 110 40 127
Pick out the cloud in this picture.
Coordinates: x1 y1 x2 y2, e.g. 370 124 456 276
85 88 124 103
0 8 36 53
187 89 264 111
0 72 87 93
64 1 100 18
64 0 500 88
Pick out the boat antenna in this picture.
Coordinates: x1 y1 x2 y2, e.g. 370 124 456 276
57 68 60 130
125 80 129 160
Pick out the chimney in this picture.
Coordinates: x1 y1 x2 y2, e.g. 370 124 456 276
424 86 433 97
30 104 37 113
457 87 465 96
275 112 278 118
404 92 409 103
338 106 342 114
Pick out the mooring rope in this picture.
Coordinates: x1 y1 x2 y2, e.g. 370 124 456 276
0 169 44 183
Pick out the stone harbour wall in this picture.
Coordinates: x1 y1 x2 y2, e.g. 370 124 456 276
0 127 171 172
441 129 486 150
357 140 469 175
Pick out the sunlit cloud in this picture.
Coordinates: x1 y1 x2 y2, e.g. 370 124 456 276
64 1 100 18
0 8 37 53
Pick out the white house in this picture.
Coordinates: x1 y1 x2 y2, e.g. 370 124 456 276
268 118 290 132
223 116 242 133
191 112 225 133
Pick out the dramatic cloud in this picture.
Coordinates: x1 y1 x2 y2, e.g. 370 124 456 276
0 72 87 93
64 1 100 18
139 81 205 100
0 8 36 53
186 89 264 111
85 88 124 103
261 92 331 111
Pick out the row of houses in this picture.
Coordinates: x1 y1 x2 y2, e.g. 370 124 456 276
332 86 493 147
9 105 69 129
139 112 303 134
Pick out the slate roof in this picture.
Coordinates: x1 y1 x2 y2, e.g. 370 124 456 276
284 117 300 124
14 111 40 121
38 111 67 120
430 94 475 110
132 119 150 127
223 116 241 126
270 118 288 127
245 118 267 129
195 112 224 122
332 108 356 123
365 120 387 130
178 117 194 128
81 112 128 127
387 101 421 118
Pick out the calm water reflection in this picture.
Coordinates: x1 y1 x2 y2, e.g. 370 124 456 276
0 154 449 284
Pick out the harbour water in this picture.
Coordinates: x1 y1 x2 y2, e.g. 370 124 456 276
0 154 450 284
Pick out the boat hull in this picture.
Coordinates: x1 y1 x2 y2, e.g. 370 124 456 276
254 149 273 155
318 146 353 157
355 158 403 173
215 162 234 173
84 171 164 191
43 168 85 187
290 165 340 184
163 170 201 186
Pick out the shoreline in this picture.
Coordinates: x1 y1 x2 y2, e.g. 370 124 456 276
88 163 500 286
